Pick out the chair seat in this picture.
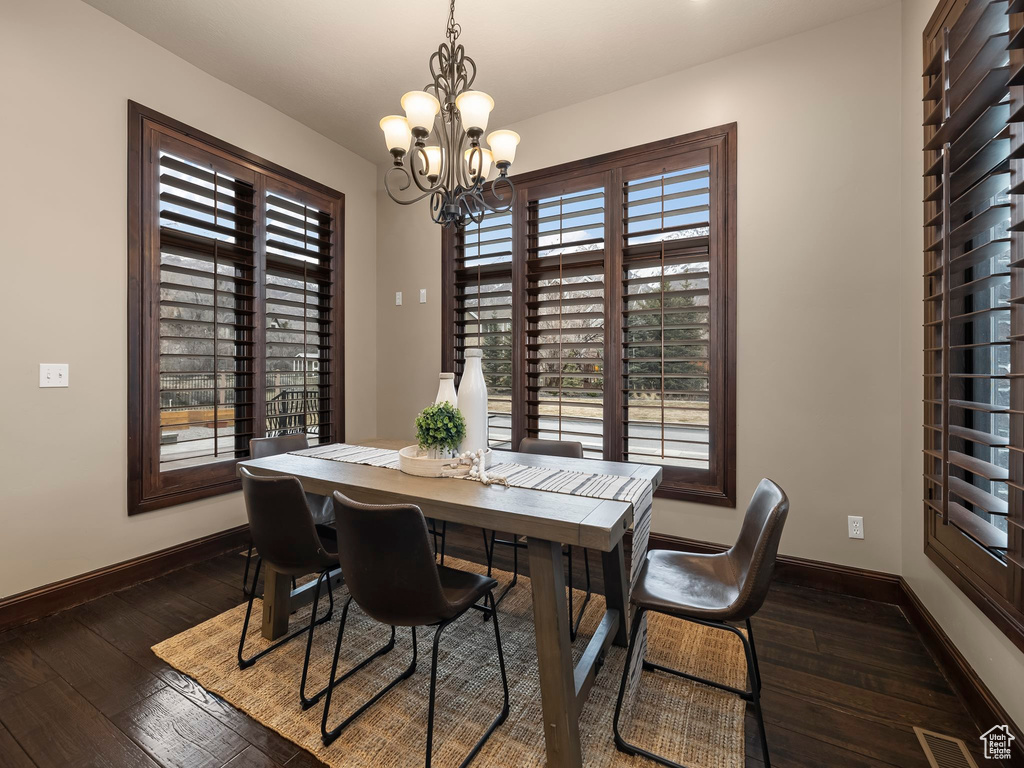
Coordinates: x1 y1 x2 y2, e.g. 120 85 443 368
631 549 740 620
438 566 498 620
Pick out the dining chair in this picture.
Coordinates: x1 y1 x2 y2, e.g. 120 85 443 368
612 478 789 768
482 437 592 640
321 490 510 768
237 468 396 710
242 433 334 596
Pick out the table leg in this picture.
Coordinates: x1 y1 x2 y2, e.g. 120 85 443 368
601 540 630 647
261 564 291 640
527 537 583 768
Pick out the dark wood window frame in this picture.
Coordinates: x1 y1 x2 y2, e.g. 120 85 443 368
128 102 345 515
921 0 1024 653
442 124 737 505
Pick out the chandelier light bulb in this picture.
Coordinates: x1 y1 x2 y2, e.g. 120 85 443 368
486 130 520 167
455 91 494 135
401 91 441 136
379 115 412 160
465 147 493 181
421 145 444 179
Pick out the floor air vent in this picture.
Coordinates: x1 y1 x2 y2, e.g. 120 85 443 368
914 727 979 768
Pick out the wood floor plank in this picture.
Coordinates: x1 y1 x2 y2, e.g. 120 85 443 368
222 745 285 768
16 615 165 717
281 750 331 768
759 660 975 739
0 720 35 768
757 720 908 768
759 687 932 767
152 664 301 766
73 593 300 765
111 686 247 768
156 569 247 615
114 578 221 635
0 635 58 702
0 678 159 768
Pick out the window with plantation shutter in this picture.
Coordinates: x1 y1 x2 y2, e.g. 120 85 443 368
526 181 607 458
449 208 514 448
264 184 338 445
622 161 712 474
921 0 1024 646
129 103 344 514
442 125 736 504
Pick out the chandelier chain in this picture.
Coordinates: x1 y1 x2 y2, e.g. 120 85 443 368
446 0 461 43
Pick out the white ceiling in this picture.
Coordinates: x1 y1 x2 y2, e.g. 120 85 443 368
83 0 891 162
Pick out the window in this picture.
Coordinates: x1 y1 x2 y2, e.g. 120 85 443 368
128 103 344 513
921 0 1024 648
442 125 737 504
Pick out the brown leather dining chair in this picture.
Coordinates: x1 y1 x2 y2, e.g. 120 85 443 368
482 437 593 640
321 491 510 768
613 478 789 768
242 434 335 596
236 468 396 710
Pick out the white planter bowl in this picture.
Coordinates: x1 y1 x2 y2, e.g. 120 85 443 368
398 445 493 478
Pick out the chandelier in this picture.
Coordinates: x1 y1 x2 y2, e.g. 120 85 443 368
378 0 520 227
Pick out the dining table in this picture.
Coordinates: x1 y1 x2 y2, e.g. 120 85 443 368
236 437 661 768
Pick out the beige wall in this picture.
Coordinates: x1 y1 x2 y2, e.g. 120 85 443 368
0 0 378 597
378 3 905 574
899 0 1024 729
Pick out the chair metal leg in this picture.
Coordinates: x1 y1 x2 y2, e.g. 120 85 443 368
745 617 762 694
481 530 520 617
425 591 510 768
321 599 416 746
237 558 333 670
429 519 448 565
565 546 593 642
614 610 771 768
242 542 255 597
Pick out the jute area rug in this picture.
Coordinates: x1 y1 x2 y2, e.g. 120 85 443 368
153 557 745 767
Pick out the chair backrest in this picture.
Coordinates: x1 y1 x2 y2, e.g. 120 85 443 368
239 467 328 571
518 437 584 460
331 490 451 627
250 433 309 459
726 478 790 619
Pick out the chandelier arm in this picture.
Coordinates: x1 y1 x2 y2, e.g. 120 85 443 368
485 175 515 212
383 165 438 206
406 146 442 195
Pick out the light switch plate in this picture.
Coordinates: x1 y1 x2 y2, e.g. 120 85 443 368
40 363 69 388
419 289 427 303
395 291 403 306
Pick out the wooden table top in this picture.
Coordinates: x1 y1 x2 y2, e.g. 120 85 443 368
237 438 662 552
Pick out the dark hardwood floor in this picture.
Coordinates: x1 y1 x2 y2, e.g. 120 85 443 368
0 524 989 767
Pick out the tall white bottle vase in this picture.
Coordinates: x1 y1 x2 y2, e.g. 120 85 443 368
434 372 458 407
458 349 488 453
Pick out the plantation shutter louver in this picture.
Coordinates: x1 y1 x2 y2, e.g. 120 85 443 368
264 183 338 446
922 0 1024 606
621 161 712 472
154 137 257 486
452 208 515 448
129 104 344 513
525 181 607 458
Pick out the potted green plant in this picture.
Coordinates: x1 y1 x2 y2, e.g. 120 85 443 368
414 401 466 460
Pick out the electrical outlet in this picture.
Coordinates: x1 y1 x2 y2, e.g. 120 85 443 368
848 515 864 539
395 291 403 306
419 288 427 303
39 363 69 388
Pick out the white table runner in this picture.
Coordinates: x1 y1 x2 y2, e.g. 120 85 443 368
292 442 651 697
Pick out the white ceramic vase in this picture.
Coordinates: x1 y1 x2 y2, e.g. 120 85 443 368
434 372 458 407
458 349 488 453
